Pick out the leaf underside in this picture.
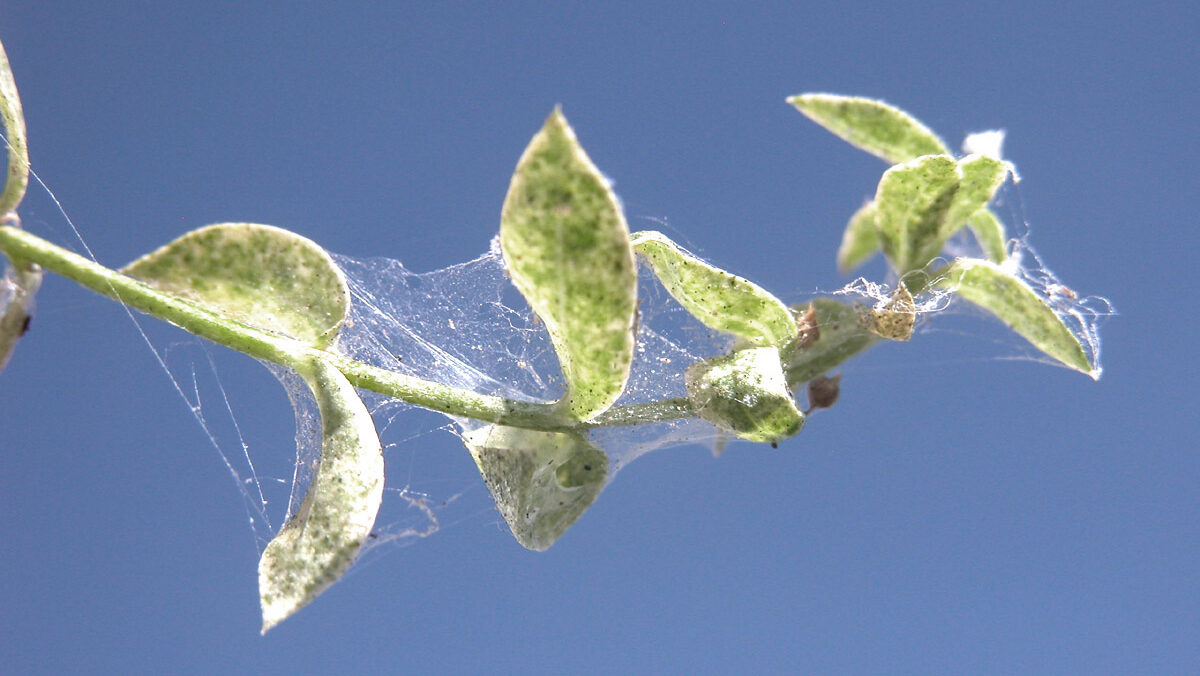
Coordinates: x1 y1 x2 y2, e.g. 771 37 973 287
464 425 608 551
258 358 385 633
686 346 805 443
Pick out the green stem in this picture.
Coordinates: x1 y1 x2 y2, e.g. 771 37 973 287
0 225 704 430
0 225 884 434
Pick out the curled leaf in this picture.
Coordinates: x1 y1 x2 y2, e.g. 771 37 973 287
937 258 1094 377
874 154 959 274
122 223 349 349
500 108 637 420
685 346 805 444
788 94 950 164
464 425 608 551
631 230 796 347
837 201 881 274
258 357 385 633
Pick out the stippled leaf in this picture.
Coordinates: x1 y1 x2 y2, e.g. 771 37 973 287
937 258 1094 377
942 154 1008 242
631 230 796 347
874 154 959 274
464 425 608 551
968 208 1008 263
123 223 349 349
0 36 38 374
500 108 637 421
788 94 950 164
837 201 881 273
0 36 29 215
258 357 385 633
686 346 805 444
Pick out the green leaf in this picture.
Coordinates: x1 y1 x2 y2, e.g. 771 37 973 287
0 36 29 215
464 425 608 551
837 201 881 273
631 230 797 347
788 94 950 164
782 299 879 385
122 223 350 349
942 154 1008 242
874 154 960 274
685 346 805 444
500 108 637 421
258 357 385 633
968 208 1008 263
936 258 1094 377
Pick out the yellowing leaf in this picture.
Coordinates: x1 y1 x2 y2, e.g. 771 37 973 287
123 223 350 349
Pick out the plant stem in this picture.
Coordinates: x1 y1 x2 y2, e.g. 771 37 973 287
0 225 707 430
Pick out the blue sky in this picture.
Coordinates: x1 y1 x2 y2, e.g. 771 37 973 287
1 2 1196 673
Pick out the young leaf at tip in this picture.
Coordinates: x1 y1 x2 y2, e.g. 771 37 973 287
788 94 950 165
936 258 1094 377
873 154 960 274
686 346 805 444
941 154 1008 244
631 230 797 347
464 425 608 551
258 357 385 633
837 201 881 273
500 108 637 421
122 223 350 349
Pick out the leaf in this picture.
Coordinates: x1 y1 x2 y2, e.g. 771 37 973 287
0 36 29 215
463 425 608 551
258 357 385 633
782 299 879 385
631 230 797 347
685 346 805 444
968 208 1008 263
837 201 881 273
874 155 960 274
941 154 1008 242
788 94 950 164
937 258 1094 376
123 223 349 349
500 108 637 420
0 258 40 374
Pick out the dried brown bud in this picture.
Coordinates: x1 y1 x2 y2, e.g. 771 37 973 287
806 374 842 412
